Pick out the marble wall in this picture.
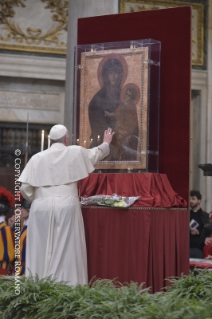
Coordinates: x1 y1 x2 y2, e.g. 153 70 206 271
0 53 66 125
0 76 65 124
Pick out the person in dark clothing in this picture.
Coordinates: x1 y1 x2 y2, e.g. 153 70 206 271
189 190 209 258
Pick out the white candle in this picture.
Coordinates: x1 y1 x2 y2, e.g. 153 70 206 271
77 139 79 145
97 135 100 145
48 135 50 148
41 130 44 151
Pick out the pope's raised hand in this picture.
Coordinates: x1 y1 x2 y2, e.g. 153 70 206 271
103 127 114 144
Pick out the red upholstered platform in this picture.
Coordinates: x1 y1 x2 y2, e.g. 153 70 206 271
80 173 189 293
190 262 212 269
189 259 212 270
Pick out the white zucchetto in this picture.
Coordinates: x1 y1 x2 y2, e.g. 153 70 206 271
49 124 67 140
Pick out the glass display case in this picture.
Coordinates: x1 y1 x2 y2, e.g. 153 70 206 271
73 39 161 172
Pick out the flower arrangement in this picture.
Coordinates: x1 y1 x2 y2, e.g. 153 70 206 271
81 194 140 208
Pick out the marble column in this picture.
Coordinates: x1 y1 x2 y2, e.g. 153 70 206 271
206 1 212 212
64 0 118 144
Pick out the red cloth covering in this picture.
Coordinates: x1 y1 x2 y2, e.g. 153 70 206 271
203 243 212 259
80 173 189 292
78 5 191 290
79 173 187 208
82 207 189 293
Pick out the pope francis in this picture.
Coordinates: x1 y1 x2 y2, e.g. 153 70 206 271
19 124 114 285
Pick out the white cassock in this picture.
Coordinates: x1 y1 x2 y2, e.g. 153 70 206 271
19 142 109 286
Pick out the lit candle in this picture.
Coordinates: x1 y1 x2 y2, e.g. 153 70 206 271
84 140 86 147
97 135 100 145
90 138 93 147
48 135 50 148
41 130 44 151
77 139 79 145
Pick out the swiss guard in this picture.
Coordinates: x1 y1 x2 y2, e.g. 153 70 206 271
15 198 31 276
0 187 15 275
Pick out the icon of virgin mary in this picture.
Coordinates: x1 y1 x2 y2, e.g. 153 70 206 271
88 54 128 147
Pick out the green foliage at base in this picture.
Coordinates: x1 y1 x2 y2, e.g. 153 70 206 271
0 270 212 319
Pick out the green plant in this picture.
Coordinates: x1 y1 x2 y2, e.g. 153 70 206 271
0 270 212 319
166 269 212 301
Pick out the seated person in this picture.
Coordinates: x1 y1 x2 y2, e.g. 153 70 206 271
202 223 212 260
189 190 209 258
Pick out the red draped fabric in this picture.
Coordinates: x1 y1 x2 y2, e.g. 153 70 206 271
77 7 191 291
79 173 187 208
82 207 189 293
80 173 189 293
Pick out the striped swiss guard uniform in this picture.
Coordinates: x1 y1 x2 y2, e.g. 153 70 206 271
0 218 15 275
16 221 28 276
